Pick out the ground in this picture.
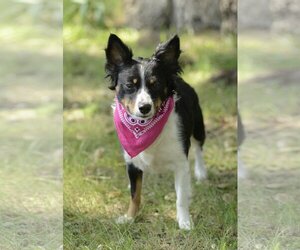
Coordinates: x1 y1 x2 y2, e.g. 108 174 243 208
63 28 237 249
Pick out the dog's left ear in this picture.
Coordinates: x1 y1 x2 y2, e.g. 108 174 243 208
153 35 181 64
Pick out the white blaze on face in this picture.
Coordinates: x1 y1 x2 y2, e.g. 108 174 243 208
134 64 154 117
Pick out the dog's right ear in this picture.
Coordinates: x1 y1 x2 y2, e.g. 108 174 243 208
105 34 133 90
105 34 132 66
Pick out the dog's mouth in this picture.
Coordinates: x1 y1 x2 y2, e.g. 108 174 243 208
126 104 156 120
118 98 163 120
129 112 154 120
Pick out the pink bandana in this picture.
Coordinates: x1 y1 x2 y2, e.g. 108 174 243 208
113 96 175 158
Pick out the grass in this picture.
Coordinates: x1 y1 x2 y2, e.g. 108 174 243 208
63 27 237 249
0 21 62 249
238 33 300 249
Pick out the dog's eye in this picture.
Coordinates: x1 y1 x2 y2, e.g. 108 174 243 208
125 83 135 89
149 77 156 85
125 78 138 88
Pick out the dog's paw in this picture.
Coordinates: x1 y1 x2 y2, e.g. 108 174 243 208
195 169 207 184
195 163 207 184
115 214 134 224
177 210 194 230
178 217 194 230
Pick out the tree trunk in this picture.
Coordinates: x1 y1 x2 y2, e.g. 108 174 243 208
220 0 237 34
124 0 223 33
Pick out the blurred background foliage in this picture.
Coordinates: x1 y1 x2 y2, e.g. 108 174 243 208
63 0 236 33
63 0 237 90
63 0 123 28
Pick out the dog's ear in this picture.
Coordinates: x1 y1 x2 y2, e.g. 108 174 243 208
105 34 133 90
153 35 181 64
105 34 132 66
153 35 182 76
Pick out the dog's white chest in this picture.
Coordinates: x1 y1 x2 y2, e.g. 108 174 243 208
124 110 186 172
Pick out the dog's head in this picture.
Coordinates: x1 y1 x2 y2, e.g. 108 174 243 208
105 34 182 119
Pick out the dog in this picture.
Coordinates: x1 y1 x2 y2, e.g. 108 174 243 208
105 34 206 230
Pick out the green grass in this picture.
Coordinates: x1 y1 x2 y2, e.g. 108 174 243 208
64 27 237 249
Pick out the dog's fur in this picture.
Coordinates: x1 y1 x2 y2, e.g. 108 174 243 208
105 34 206 230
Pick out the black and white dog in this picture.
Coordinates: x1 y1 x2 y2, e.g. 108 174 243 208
105 34 206 230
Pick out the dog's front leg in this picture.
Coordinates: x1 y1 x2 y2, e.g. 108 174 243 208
116 163 143 224
127 163 143 219
174 162 193 230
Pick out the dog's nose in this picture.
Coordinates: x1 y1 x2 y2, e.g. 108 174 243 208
138 103 151 114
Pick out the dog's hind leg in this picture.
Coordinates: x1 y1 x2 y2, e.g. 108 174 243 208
175 161 193 230
194 142 207 182
192 97 206 182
